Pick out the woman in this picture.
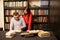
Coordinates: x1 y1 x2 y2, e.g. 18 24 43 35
23 8 32 31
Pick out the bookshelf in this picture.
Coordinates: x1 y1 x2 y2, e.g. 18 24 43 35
4 0 50 31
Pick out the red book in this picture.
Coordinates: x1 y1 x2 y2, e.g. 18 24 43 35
5 10 9 15
41 10 44 15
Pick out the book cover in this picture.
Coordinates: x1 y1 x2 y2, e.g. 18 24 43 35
41 1 48 8
44 10 48 15
9 2 12 7
5 24 10 29
12 2 15 7
29 0 41 7
16 10 24 15
41 10 44 15
23 1 27 7
18 1 22 7
38 10 41 15
38 10 44 15
34 10 38 15
9 10 15 15
4 2 9 7
43 17 48 22
5 10 9 15
6 17 8 22
39 17 43 22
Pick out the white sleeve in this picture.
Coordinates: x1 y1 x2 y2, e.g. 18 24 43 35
10 18 14 31
21 17 26 28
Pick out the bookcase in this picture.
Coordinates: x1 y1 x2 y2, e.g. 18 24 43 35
4 0 50 31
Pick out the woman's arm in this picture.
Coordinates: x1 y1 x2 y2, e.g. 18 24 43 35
28 12 32 30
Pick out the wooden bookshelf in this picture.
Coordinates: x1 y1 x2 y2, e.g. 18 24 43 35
4 0 50 31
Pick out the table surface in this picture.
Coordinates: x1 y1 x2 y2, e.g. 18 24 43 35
0 31 58 40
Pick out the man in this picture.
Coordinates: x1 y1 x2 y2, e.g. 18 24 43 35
10 12 26 31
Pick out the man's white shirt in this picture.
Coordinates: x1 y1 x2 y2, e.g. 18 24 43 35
10 16 26 30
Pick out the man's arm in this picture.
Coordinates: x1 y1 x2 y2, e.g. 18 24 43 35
10 18 14 31
20 17 26 29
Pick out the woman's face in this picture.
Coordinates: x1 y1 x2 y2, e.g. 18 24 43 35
24 10 27 14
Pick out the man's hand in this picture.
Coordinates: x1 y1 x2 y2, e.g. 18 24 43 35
18 27 21 30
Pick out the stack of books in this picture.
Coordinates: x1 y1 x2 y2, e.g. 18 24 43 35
29 0 48 8
31 10 48 15
4 1 27 7
33 17 48 22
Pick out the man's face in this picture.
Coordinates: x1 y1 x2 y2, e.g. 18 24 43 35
14 15 20 20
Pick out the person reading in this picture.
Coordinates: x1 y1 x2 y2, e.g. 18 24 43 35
10 12 26 32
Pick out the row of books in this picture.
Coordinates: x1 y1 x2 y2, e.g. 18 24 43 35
5 10 48 15
4 1 27 7
5 24 10 29
31 10 48 15
33 24 43 30
4 0 48 8
33 24 48 30
5 16 48 22
33 17 48 22
5 17 12 22
5 23 48 29
29 0 48 8
4 0 27 1
5 10 24 15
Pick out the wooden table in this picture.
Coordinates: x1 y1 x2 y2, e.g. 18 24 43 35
0 31 58 40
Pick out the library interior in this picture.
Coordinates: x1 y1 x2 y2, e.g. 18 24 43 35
0 0 60 40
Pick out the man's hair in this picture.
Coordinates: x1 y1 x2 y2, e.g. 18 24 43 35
13 12 19 16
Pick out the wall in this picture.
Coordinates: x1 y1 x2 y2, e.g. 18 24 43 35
50 0 60 40
0 0 4 31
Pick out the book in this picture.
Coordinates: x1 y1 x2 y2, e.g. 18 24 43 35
16 10 24 15
41 1 48 5
41 1 48 8
9 2 15 7
4 2 9 7
23 1 27 7
6 17 12 22
38 10 42 15
41 10 44 15
18 2 22 7
9 10 15 15
44 10 48 15
34 10 38 15
6 17 8 22
16 2 18 7
39 17 43 22
33 24 43 30
12 2 15 7
5 10 9 15
43 17 48 22
9 2 13 7
5 24 10 29
29 0 41 7
33 17 38 22
38 10 44 15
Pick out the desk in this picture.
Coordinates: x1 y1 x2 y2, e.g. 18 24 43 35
0 31 57 40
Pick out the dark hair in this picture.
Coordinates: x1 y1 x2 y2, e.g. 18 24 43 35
26 7 30 15
13 12 19 16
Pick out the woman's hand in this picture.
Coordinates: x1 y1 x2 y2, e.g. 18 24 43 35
27 30 30 32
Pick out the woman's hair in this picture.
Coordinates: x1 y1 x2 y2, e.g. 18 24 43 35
26 7 30 15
